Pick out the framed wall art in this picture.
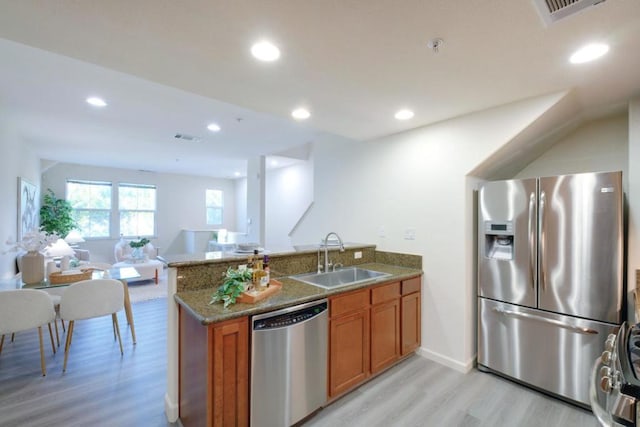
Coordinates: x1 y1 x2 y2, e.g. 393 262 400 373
17 177 38 240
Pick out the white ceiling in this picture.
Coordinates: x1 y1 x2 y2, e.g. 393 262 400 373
0 0 639 178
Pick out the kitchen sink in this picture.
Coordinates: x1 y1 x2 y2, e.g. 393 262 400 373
291 267 391 289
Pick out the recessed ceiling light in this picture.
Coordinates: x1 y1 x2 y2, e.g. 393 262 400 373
394 109 414 120
207 123 221 132
234 172 241 177
251 40 280 62
86 96 107 107
270 160 279 167
569 43 609 64
291 108 310 120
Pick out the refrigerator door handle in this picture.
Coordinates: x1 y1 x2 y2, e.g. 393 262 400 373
492 307 599 335
539 190 547 292
528 192 536 290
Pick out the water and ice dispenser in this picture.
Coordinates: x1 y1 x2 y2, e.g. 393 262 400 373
483 221 514 260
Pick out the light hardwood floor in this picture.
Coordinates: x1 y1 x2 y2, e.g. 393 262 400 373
304 355 599 427
0 297 176 427
0 297 599 427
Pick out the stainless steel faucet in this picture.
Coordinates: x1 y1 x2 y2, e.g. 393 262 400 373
323 232 345 272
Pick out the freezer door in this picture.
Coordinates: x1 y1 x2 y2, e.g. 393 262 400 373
478 178 537 307
538 171 623 323
478 298 616 406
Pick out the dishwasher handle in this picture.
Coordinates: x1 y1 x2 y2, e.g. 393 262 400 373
253 299 328 331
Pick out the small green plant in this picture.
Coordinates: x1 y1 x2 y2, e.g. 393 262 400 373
39 189 78 238
129 237 150 248
210 267 253 308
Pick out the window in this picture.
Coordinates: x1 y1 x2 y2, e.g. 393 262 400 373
119 183 156 237
206 189 223 225
66 180 112 238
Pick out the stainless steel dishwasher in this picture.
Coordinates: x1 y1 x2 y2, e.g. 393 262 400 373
251 299 328 427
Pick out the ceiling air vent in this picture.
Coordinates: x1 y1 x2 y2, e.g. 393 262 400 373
174 133 202 143
533 0 607 25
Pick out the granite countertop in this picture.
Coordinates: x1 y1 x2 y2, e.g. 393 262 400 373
174 262 422 325
160 242 375 268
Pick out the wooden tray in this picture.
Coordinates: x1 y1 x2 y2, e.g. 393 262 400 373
49 268 93 284
237 279 282 304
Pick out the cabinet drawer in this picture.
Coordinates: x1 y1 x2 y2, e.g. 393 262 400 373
331 289 369 317
371 282 400 305
401 277 421 295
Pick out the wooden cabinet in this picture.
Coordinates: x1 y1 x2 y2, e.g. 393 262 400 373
370 282 400 374
179 273 421 418
328 276 421 399
179 307 249 427
212 318 249 427
401 277 421 355
328 289 370 398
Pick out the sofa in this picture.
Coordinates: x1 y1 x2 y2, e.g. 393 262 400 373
112 238 163 284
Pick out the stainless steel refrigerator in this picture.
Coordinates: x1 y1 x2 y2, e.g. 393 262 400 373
477 171 623 407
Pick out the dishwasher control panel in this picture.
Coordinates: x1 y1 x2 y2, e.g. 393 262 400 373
253 301 328 330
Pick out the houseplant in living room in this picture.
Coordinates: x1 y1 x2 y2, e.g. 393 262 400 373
129 237 150 260
39 189 78 239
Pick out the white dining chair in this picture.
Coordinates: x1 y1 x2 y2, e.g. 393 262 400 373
59 278 124 372
42 289 65 344
44 263 113 342
0 289 57 376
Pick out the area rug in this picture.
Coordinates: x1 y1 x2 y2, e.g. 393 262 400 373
127 269 168 303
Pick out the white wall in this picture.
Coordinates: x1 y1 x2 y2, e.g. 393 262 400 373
245 157 265 245
292 92 569 371
628 97 640 322
0 106 41 279
265 160 314 250
41 162 237 262
515 113 628 185
235 177 247 236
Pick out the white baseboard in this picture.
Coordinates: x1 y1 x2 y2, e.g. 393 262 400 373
164 393 179 423
416 347 476 374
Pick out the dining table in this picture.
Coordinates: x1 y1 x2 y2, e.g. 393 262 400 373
0 266 140 344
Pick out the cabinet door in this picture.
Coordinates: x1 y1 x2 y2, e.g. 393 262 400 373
212 317 249 427
401 291 421 355
370 298 400 374
329 309 370 398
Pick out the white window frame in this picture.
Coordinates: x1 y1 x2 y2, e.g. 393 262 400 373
66 179 112 239
206 189 223 225
118 183 157 238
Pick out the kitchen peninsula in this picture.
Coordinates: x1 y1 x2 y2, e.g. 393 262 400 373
162 243 422 426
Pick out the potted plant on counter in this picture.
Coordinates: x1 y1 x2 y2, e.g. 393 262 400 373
210 267 253 308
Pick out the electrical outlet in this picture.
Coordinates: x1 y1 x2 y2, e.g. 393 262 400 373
378 226 386 238
404 228 416 240
354 251 362 259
